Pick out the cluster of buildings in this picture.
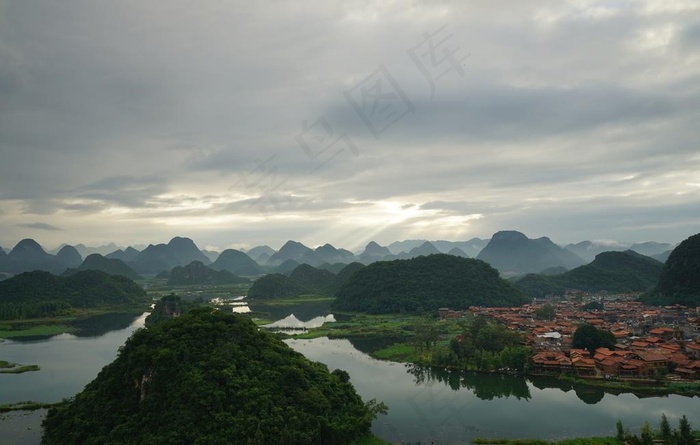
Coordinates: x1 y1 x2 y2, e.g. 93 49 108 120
443 292 700 381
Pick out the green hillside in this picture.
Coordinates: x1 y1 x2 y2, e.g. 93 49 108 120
167 261 249 285
514 250 664 298
0 270 148 320
245 273 305 299
247 263 365 300
42 309 384 445
640 233 700 306
332 254 528 314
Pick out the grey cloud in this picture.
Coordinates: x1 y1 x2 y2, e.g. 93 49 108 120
324 83 696 145
71 176 169 208
680 22 700 48
19 222 62 231
1 1 699 249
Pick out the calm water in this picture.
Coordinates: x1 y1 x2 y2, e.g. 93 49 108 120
0 312 148 405
287 337 700 444
2 309 700 444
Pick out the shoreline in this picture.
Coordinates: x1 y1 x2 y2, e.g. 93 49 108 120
288 311 700 399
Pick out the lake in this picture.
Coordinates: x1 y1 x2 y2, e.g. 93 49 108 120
2 308 700 444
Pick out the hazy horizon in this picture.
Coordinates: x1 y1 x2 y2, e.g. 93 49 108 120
1 1 698 252
0 230 686 255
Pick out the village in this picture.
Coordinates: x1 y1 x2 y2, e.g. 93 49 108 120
440 291 700 381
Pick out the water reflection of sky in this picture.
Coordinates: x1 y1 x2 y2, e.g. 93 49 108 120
0 313 148 404
264 314 335 329
287 337 700 445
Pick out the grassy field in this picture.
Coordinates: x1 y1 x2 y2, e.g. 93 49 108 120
249 294 335 306
0 323 77 338
1 360 40 374
0 401 60 413
0 364 40 374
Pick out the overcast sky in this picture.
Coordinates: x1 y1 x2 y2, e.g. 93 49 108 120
1 0 699 252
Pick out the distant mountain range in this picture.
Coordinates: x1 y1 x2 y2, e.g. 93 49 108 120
129 237 211 274
477 231 586 274
210 249 264 276
0 232 685 280
0 239 78 275
564 240 674 263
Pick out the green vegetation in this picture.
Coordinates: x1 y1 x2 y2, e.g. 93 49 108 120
42 309 387 445
297 312 528 374
0 270 149 320
333 254 528 314
144 294 199 327
581 301 604 311
289 264 337 294
533 304 556 320
0 401 59 413
0 323 77 338
617 414 699 444
641 233 700 306
439 316 530 372
515 250 664 298
167 261 250 285
0 308 146 339
247 273 306 299
1 358 40 373
248 263 362 300
0 363 40 374
250 295 335 306
572 324 615 355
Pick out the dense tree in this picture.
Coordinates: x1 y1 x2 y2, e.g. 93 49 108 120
678 415 694 445
333 254 528 314
616 420 625 442
0 270 148 320
247 273 306 299
167 261 249 285
660 413 671 442
515 250 664 298
533 304 556 320
572 324 615 355
144 294 199 327
641 233 700 306
641 421 654 445
581 301 604 311
248 263 363 300
441 316 527 372
43 309 385 445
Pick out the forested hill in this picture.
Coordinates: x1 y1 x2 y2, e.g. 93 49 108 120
0 270 148 320
166 261 249 285
247 263 364 299
514 250 664 298
332 254 528 314
640 233 700 306
42 309 383 445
